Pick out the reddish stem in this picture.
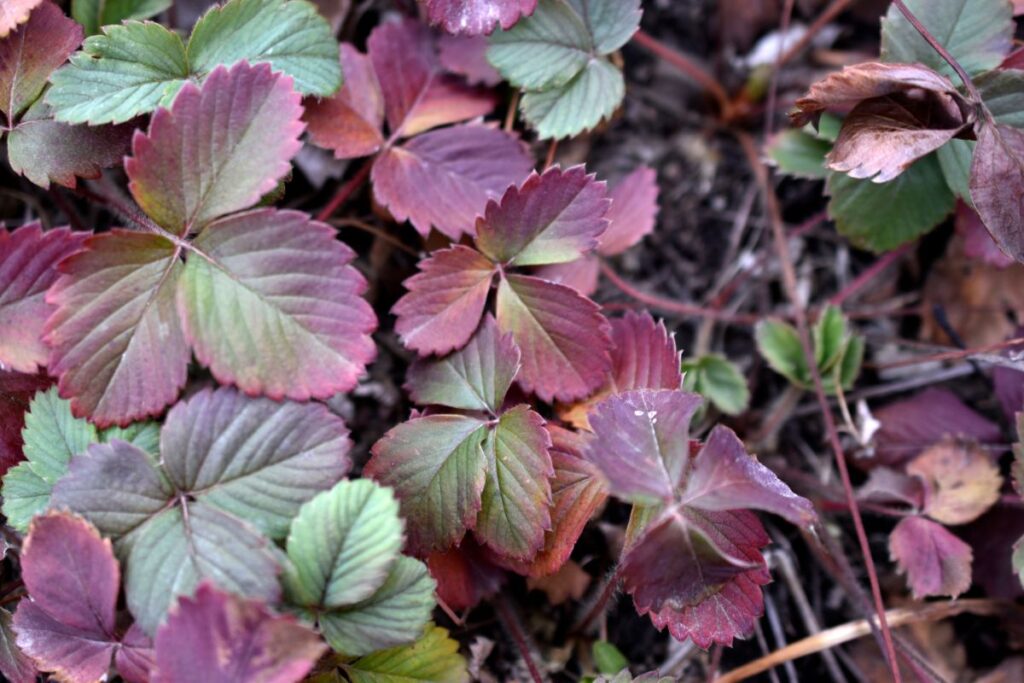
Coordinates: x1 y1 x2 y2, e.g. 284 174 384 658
829 242 913 306
777 0 856 67
631 30 732 117
736 131 903 683
873 336 1024 371
495 595 544 683
316 157 374 223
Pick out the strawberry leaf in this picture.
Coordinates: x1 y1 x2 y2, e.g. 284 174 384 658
970 122 1024 262
495 273 612 402
0 0 41 38
476 165 610 267
304 44 385 160
487 0 592 90
406 315 520 413
12 512 122 683
889 516 972 599
476 404 553 560
423 0 537 36
907 440 1002 525
585 389 702 504
186 0 342 97
72 0 171 36
371 124 533 239
342 624 468 683
0 225 87 374
366 415 489 555
598 166 660 256
283 480 404 609
393 245 496 356
609 311 683 393
45 231 189 426
427 539 506 610
46 21 189 125
0 608 35 683
180 209 376 401
520 57 625 140
152 583 325 683
126 62 303 236
438 34 502 86
1 464 51 534
0 370 51 476
0 1 81 119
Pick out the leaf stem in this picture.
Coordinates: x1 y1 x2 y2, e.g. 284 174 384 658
316 157 374 223
631 29 732 118
495 595 544 683
571 565 620 635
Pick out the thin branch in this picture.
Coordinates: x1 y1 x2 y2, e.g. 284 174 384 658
632 29 732 117
736 130 902 683
316 157 374 222
777 0 856 67
571 566 621 635
496 595 544 683
872 336 1024 371
829 243 913 306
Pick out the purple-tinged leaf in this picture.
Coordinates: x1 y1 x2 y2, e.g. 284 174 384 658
533 257 600 296
0 370 51 476
159 386 353 539
423 0 537 36
889 516 972 599
427 538 506 610
438 34 501 86
523 425 607 577
585 389 702 504
7 102 134 189
13 512 120 683
0 225 86 374
496 273 611 402
126 62 304 236
970 121 1024 262
180 208 377 402
152 583 326 683
304 44 385 160
622 507 770 648
0 609 35 683
45 231 189 426
114 624 153 683
957 201 1014 268
393 245 496 356
599 167 660 256
0 0 41 38
680 425 816 527
871 388 1002 467
365 415 489 555
477 166 610 267
368 18 494 138
476 404 553 560
609 311 683 393
372 124 533 239
406 315 519 413
0 1 80 119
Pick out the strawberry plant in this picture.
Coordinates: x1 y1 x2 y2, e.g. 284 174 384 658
2 0 1024 681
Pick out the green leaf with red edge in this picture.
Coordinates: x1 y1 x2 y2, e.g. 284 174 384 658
12 512 135 683
970 121 1024 262
371 124 534 240
152 583 325 683
367 18 495 139
0 370 51 476
179 208 376 401
0 1 81 119
585 389 702 504
0 225 87 374
476 165 610 266
423 0 537 36
0 0 41 38
495 273 612 403
406 315 520 413
889 516 972 599
598 166 660 256
304 44 385 160
44 231 189 427
126 62 304 236
365 415 489 555
679 425 817 527
393 245 496 356
608 311 683 393
521 425 607 577
627 508 771 649
476 404 553 560
7 101 135 189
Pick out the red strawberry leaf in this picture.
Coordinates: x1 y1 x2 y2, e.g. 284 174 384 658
179 208 377 401
125 62 304 236
0 225 87 374
0 370 51 476
423 0 537 36
0 1 81 120
12 512 123 683
476 165 610 266
970 121 1024 262
438 34 501 86
304 44 385 160
44 231 189 426
609 311 683 393
585 389 702 504
0 608 36 683
495 273 612 402
427 539 506 610
393 245 496 356
152 583 326 683
372 124 533 239
533 257 600 296
405 314 520 413
889 516 972 599
598 166 660 256
367 18 495 138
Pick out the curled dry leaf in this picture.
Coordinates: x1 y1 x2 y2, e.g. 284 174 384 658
907 440 1002 526
970 122 1024 263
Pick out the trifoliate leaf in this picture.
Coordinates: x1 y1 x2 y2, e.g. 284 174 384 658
343 625 469 683
682 354 750 416
487 0 592 90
